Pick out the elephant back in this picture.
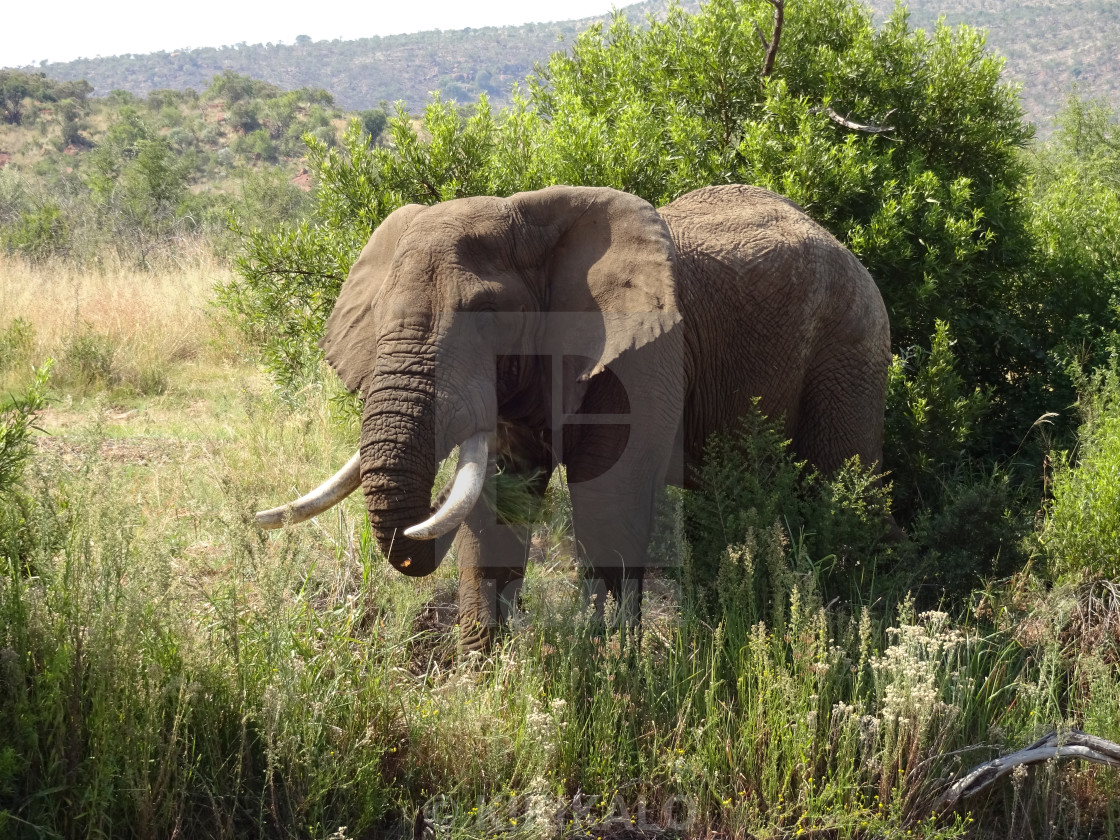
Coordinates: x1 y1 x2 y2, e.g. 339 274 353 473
658 184 890 473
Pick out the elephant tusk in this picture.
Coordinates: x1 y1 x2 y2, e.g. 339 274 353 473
255 451 362 530
404 432 488 540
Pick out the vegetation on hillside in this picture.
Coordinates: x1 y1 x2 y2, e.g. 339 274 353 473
0 70 382 266
2 0 1120 836
17 0 1117 132
864 0 1120 132
15 3 679 113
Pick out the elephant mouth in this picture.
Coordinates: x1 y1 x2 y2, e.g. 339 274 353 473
253 431 490 576
404 431 489 540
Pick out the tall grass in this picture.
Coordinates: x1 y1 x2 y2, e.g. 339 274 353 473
0 261 1118 838
0 253 234 395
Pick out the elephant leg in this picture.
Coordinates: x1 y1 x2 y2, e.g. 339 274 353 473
795 346 888 475
562 344 683 631
568 478 659 630
454 505 530 652
455 437 551 652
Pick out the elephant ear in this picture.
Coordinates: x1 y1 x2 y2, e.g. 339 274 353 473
321 203 426 393
511 186 681 382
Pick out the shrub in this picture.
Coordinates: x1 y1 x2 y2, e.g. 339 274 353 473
904 466 1032 601
232 129 278 162
683 405 807 619
60 325 116 389
683 405 896 627
0 361 50 495
0 318 36 373
1042 363 1120 580
1 204 68 261
885 320 989 523
358 108 388 144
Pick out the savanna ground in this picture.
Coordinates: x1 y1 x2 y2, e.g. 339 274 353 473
2 254 1119 840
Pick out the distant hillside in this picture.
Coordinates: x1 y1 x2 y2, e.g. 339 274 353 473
15 0 1120 130
21 1 693 113
865 0 1120 132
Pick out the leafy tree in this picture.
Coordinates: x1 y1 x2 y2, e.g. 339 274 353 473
226 0 1034 453
357 108 388 144
203 70 281 103
83 110 192 266
0 70 91 125
232 129 279 162
0 72 30 124
227 99 262 133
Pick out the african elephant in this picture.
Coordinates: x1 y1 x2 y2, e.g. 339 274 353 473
256 185 891 650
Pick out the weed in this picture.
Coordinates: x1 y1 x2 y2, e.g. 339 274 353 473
60 322 117 388
1042 362 1120 580
0 318 35 372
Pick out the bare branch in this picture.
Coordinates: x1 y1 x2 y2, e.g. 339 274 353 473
760 0 785 78
937 730 1120 813
811 106 896 135
754 22 770 52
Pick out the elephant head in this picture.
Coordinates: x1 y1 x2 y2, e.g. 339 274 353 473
255 186 681 576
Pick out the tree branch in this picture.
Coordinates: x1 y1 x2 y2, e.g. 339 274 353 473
937 730 1120 813
811 106 897 134
753 23 769 52
760 0 785 78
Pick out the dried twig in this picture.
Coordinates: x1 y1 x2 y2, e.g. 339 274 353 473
812 106 897 134
937 729 1120 812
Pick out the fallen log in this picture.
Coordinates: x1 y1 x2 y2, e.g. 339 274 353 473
937 729 1120 812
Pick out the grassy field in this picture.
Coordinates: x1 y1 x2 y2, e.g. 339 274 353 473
1 257 1119 839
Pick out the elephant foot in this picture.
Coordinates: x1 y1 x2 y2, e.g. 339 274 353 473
458 567 524 654
581 568 644 631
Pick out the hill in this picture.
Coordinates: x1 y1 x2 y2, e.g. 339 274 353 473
19 0 1116 128
17 1 695 114
864 0 1120 132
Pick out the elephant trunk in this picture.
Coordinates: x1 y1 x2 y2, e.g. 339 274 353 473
358 363 447 576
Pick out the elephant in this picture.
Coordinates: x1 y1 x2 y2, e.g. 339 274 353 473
256 184 891 650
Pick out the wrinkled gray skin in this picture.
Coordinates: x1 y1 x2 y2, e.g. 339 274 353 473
308 184 890 650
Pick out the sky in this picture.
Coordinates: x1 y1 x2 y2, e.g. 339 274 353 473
2 0 623 68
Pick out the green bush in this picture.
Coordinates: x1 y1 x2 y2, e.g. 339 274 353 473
683 405 896 629
232 129 278 162
0 362 53 572
904 466 1031 600
357 108 388 144
0 361 50 496
1 203 68 261
1042 364 1120 580
60 325 116 389
885 320 989 522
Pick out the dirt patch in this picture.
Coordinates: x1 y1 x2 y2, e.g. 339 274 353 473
35 434 177 467
408 584 460 672
0 151 11 168
290 167 313 191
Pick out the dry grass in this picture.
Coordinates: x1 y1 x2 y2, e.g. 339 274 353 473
0 253 239 393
